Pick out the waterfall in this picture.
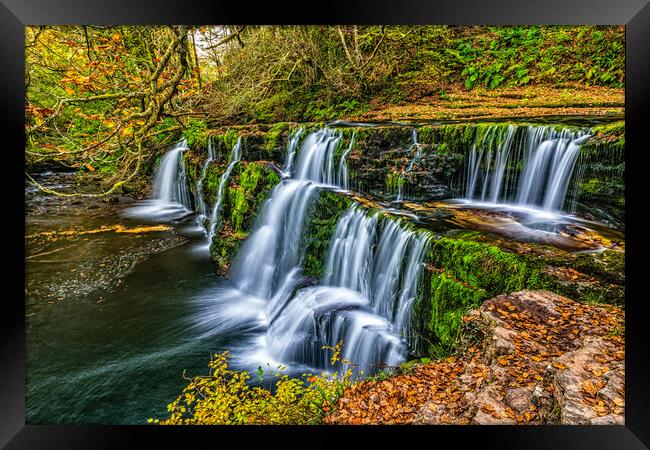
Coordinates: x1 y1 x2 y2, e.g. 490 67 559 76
336 131 355 190
294 128 342 185
281 127 304 178
123 139 191 221
324 207 429 346
204 128 428 377
228 129 347 307
396 129 420 202
463 125 591 211
265 206 430 374
230 180 319 302
194 139 214 230
207 138 242 242
541 134 592 211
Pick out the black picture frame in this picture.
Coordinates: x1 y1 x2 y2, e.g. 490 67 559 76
3 1 649 447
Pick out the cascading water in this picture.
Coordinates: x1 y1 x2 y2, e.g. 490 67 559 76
265 206 430 374
281 127 304 178
336 131 355 190
207 138 242 242
463 125 591 212
294 128 342 185
196 127 428 377
123 139 192 221
194 139 214 230
396 129 420 202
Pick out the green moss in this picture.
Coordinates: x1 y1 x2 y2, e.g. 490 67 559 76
302 191 352 279
212 130 240 155
572 130 624 227
224 161 279 234
411 234 553 357
428 236 546 295
264 122 291 153
427 272 487 351
591 120 624 138
385 171 405 192
183 119 208 149
207 161 281 273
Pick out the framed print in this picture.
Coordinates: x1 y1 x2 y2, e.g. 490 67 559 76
2 0 649 447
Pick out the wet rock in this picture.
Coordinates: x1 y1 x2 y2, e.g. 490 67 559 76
327 290 624 425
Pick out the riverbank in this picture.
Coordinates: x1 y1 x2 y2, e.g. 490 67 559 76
25 117 625 425
325 290 624 425
343 85 624 123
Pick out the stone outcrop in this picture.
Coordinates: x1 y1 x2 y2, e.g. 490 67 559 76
325 290 624 425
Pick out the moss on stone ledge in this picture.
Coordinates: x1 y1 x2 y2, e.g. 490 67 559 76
209 161 281 275
302 190 352 279
412 234 550 357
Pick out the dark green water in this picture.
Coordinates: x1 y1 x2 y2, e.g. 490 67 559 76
25 174 234 424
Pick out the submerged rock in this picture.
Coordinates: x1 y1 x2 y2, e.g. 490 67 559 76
325 290 624 425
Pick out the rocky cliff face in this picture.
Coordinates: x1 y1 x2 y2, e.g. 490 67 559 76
325 290 624 425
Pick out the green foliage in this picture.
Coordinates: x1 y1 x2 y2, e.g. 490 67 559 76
182 119 208 148
454 26 624 90
203 25 623 125
304 99 366 122
151 342 354 425
26 25 199 188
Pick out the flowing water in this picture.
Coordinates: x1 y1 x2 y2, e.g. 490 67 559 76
207 138 242 242
396 130 420 202
25 122 621 424
281 127 304 178
26 172 230 424
123 140 192 222
194 139 214 228
463 125 591 211
194 128 429 376
337 131 355 190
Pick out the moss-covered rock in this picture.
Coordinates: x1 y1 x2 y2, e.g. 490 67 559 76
411 233 551 357
569 123 624 228
302 190 352 279
207 161 281 275
410 225 624 358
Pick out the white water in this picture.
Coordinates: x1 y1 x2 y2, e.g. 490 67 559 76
263 206 430 374
194 140 214 230
123 140 192 221
294 128 342 185
195 128 428 376
464 125 591 212
207 138 242 242
336 131 355 190
281 127 304 178
324 207 429 350
396 129 420 202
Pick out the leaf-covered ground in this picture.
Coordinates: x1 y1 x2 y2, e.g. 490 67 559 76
325 290 624 425
345 85 623 122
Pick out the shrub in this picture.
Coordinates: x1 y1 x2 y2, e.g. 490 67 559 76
151 342 354 425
